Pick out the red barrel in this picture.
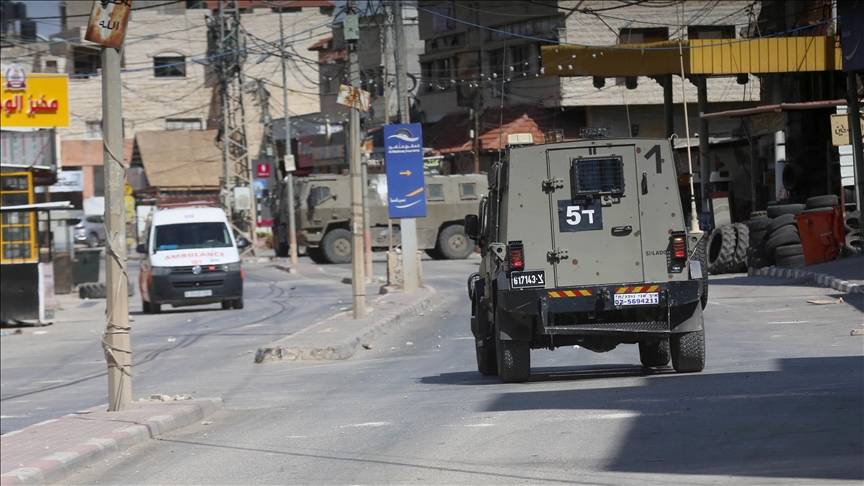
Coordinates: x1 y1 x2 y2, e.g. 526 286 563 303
794 207 845 266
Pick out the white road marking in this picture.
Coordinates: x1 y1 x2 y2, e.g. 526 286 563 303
338 422 389 428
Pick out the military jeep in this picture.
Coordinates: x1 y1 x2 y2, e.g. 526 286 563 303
465 134 708 383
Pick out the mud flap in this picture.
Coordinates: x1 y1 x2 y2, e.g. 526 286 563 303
496 305 534 341
670 300 704 333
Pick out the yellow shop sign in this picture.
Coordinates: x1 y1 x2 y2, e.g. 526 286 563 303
1 64 69 128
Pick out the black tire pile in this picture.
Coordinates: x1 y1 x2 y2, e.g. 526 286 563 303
747 195 840 269
79 282 136 299
706 223 749 274
845 210 862 252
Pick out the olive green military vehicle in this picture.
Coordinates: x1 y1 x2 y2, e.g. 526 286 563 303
464 134 708 383
272 173 487 264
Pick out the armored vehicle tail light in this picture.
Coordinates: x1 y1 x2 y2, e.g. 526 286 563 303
673 235 687 259
508 241 525 270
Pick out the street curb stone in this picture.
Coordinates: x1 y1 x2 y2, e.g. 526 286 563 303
0 398 223 486
748 266 864 293
255 286 438 362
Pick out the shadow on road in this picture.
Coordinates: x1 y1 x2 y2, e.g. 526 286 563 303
421 364 671 386
481 355 863 481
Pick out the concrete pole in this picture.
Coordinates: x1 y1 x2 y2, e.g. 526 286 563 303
277 5 298 265
848 71 863 214
394 0 418 292
362 158 373 276
347 4 366 318
697 76 710 213
382 1 394 254
101 45 131 411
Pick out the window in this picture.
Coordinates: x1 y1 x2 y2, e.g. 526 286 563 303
45 60 57 73
85 121 102 140
459 183 477 199
489 17 562 42
619 27 668 44
154 222 232 251
307 186 331 207
510 45 529 73
571 157 625 195
154 56 186 78
422 58 454 91
427 184 444 200
688 25 735 40
72 46 100 78
431 2 455 32
165 118 202 131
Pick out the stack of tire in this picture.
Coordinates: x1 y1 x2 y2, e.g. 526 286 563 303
845 210 862 251
706 223 749 274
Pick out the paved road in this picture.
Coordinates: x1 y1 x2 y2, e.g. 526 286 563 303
43 264 862 484
0 255 389 434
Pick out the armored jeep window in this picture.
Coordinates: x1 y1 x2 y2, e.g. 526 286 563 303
427 184 444 200
459 183 477 199
571 157 624 195
308 186 330 206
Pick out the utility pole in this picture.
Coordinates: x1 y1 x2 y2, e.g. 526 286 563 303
382 1 395 255
472 86 481 174
393 0 419 293
212 0 257 255
85 0 132 411
346 0 366 318
271 0 298 265
848 72 863 215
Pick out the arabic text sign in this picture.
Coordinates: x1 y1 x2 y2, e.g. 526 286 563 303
384 124 426 219
1 71 69 128
831 114 864 147
336 85 371 112
85 0 133 49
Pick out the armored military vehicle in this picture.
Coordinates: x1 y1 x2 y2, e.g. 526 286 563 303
465 134 708 383
272 173 487 264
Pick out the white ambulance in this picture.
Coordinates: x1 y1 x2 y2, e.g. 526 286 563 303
137 205 250 313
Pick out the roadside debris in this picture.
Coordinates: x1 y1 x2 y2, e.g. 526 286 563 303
362 343 373 349
807 297 844 305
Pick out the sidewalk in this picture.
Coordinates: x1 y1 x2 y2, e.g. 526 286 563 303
750 254 864 293
0 398 222 486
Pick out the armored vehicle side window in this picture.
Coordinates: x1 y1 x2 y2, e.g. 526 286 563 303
459 183 477 199
308 186 331 206
571 156 624 196
427 184 444 201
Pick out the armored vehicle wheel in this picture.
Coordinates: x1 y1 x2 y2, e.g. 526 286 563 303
233 297 244 309
638 339 670 367
671 329 705 373
476 344 498 376
221 301 232 310
495 320 530 383
437 224 474 259
425 248 444 260
276 241 289 257
307 247 327 264
321 228 352 264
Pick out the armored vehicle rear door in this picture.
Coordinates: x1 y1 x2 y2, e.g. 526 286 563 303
546 143 644 287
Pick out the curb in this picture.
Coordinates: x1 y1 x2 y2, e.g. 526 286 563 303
0 398 223 486
255 286 438 362
749 266 864 294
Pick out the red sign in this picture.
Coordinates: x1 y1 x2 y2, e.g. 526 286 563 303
256 163 271 178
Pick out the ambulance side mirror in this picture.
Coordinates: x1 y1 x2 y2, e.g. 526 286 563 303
236 237 251 249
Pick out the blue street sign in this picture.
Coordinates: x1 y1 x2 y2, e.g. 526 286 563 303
384 123 426 218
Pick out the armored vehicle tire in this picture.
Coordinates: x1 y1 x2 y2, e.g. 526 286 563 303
495 320 530 383
670 329 705 373
436 224 474 260
639 339 670 367
766 204 805 218
690 234 709 308
476 344 498 376
276 241 289 257
233 297 244 309
321 229 352 264
221 301 232 310
307 247 328 264
425 248 444 260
